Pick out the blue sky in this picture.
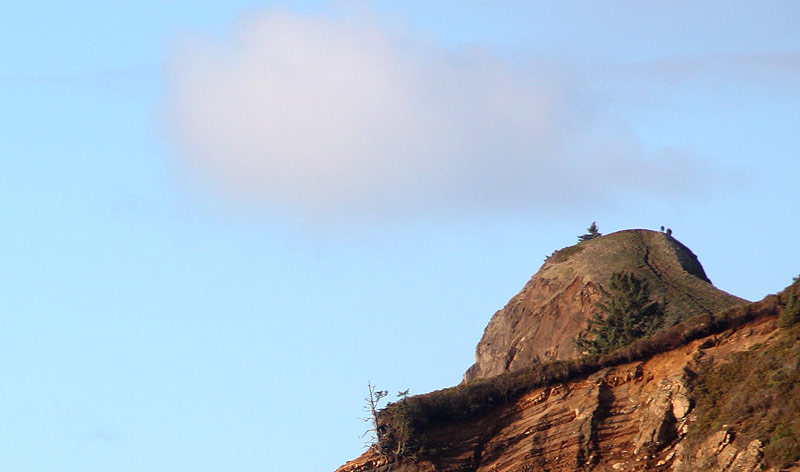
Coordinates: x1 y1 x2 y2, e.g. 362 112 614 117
1 2 799 470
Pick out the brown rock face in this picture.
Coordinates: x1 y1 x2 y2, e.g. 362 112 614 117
464 229 746 382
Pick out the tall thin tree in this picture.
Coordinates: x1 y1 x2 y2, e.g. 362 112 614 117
361 382 388 449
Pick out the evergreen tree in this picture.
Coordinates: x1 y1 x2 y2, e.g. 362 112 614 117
575 272 665 355
779 292 800 328
578 222 602 242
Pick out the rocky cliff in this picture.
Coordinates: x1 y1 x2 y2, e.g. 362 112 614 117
465 230 746 382
334 231 800 472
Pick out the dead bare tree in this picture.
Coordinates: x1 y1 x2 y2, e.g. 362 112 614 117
361 382 388 449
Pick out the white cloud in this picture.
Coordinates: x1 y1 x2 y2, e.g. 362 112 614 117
162 7 717 221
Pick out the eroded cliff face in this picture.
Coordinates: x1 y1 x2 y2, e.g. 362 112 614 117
464 230 746 382
334 230 798 472
336 315 793 472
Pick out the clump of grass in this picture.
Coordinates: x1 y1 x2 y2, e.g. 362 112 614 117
546 245 584 264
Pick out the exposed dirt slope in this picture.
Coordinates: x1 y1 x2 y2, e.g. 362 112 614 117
464 229 746 382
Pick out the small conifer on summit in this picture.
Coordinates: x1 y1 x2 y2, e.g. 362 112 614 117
578 222 601 242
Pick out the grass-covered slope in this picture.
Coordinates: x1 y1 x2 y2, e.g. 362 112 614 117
546 229 747 324
690 283 800 469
